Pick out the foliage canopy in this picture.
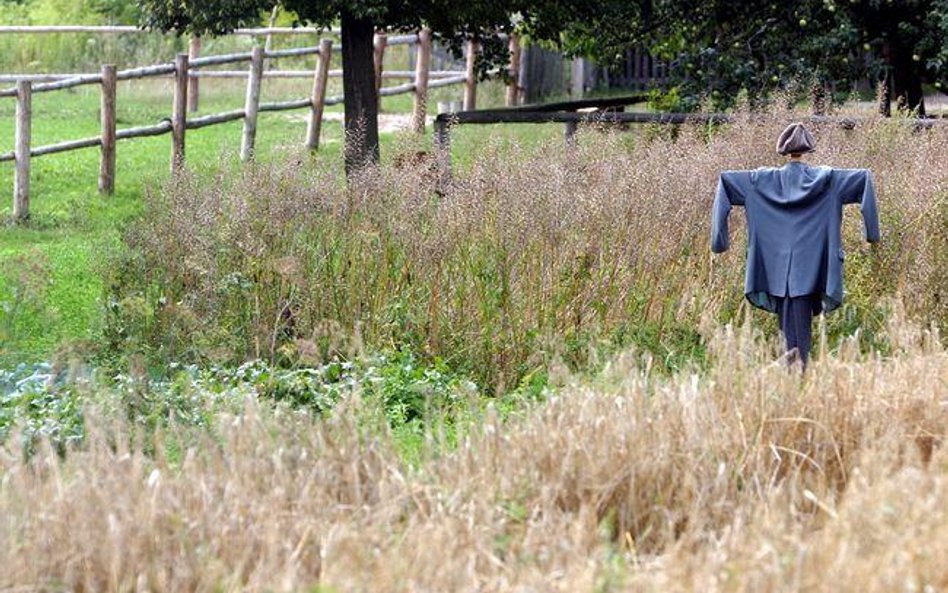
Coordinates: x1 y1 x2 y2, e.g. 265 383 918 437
523 0 948 112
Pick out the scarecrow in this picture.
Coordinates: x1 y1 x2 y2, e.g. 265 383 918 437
711 122 880 365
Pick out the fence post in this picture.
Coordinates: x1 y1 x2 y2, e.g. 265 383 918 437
306 38 333 150
570 58 585 98
564 120 578 145
99 64 117 195
263 5 280 65
434 117 451 193
188 36 201 112
506 34 521 107
241 46 265 161
412 28 432 133
171 53 188 173
464 40 478 111
13 80 31 222
374 33 387 111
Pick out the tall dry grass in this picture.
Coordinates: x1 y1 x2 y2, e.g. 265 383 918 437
2 316 946 592
106 107 948 389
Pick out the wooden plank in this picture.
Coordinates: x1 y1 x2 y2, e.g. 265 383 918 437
571 58 585 98
117 121 173 140
0 25 141 34
381 81 416 96
506 35 522 106
635 50 644 87
188 36 201 112
464 40 478 111
116 63 176 80
374 33 387 110
99 64 117 195
306 38 333 150
333 69 460 78
412 28 432 133
264 46 321 59
259 98 311 112
517 41 530 103
241 46 265 161
0 74 73 83
0 109 936 168
436 111 941 128
434 110 734 125
34 137 101 156
190 52 252 68
0 121 174 164
3 64 199 94
477 94 649 114
171 53 188 172
386 34 418 46
26 73 102 93
426 75 467 90
0 46 326 95
188 69 461 79
0 62 175 96
14 81 31 221
187 109 246 129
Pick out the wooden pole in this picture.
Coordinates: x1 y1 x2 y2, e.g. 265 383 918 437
412 29 432 133
374 33 388 111
571 58 585 98
306 38 333 150
464 40 478 111
171 53 188 173
99 64 117 195
241 46 265 161
13 80 31 221
188 36 201 112
434 118 451 193
263 5 280 66
506 34 521 107
564 120 578 144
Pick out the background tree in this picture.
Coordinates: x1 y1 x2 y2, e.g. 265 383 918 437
138 0 524 174
520 0 948 114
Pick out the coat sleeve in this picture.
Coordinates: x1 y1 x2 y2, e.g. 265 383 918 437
711 171 751 253
835 169 880 243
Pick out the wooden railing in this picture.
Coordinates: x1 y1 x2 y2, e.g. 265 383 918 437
430 100 948 190
1 29 524 221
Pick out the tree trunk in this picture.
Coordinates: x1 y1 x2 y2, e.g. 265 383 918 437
889 43 926 116
341 11 380 175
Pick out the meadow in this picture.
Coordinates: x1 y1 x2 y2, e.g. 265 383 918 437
2 70 948 592
2 317 946 592
0 75 526 361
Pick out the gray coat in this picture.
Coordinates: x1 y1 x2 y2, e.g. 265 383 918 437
711 162 880 313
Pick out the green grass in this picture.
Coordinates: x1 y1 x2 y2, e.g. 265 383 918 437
0 78 561 363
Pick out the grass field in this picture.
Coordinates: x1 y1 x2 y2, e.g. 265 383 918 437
2 319 946 592
2 68 948 592
0 77 557 362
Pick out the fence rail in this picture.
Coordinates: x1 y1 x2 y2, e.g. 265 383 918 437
0 25 341 36
0 69 470 83
429 104 948 190
1 28 520 221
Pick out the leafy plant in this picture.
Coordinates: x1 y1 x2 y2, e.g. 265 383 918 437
0 251 54 363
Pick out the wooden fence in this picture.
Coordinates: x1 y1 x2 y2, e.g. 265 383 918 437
1 28 526 222
430 99 948 189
